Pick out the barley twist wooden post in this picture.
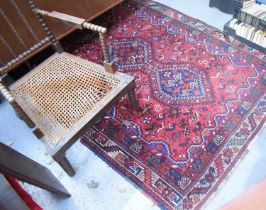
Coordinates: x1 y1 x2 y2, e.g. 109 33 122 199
28 0 63 53
82 22 117 74
99 33 110 63
0 81 35 128
0 37 51 76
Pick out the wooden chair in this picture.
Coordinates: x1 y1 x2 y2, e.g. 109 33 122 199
0 0 138 176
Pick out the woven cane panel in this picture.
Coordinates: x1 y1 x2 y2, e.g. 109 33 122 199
11 53 122 147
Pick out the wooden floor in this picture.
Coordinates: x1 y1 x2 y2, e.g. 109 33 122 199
0 175 28 210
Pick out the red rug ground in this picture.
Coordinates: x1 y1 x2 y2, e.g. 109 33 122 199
67 1 266 209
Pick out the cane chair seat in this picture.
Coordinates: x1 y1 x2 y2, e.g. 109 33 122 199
10 52 124 148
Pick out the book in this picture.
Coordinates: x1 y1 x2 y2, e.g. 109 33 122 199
229 1 266 49
247 26 256 40
240 23 248 36
240 10 247 21
245 14 253 24
229 19 238 28
253 29 261 43
262 34 266 47
250 28 258 41
245 24 253 38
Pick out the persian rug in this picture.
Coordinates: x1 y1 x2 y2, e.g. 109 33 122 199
65 1 266 209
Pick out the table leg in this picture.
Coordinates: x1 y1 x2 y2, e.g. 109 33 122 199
128 87 138 109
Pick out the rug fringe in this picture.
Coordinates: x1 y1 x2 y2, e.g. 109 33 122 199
201 124 266 210
200 149 250 210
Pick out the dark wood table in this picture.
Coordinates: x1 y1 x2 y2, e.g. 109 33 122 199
0 0 124 65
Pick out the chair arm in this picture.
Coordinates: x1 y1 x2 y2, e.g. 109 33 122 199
82 22 107 34
32 4 114 72
34 9 107 34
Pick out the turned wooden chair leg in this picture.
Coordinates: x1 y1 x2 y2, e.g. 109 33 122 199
0 81 35 128
128 87 138 109
12 102 35 129
53 153 75 177
33 128 44 139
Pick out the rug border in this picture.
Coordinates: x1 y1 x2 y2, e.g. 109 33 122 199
136 0 266 60
196 118 266 209
80 138 167 209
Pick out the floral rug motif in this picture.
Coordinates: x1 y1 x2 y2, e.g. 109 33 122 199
68 1 266 209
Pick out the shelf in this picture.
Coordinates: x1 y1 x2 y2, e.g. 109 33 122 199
235 4 266 30
224 20 266 53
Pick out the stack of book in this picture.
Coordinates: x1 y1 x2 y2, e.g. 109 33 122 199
241 0 256 8
228 18 266 47
224 0 266 51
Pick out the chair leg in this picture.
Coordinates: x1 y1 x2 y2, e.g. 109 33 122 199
53 153 75 177
12 101 35 128
128 87 138 109
111 8 117 24
15 111 35 128
0 81 35 128
33 128 44 139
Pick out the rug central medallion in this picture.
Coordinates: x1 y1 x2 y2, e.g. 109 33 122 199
109 40 148 68
149 65 215 106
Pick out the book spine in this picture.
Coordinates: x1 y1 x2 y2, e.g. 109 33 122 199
229 1 266 49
